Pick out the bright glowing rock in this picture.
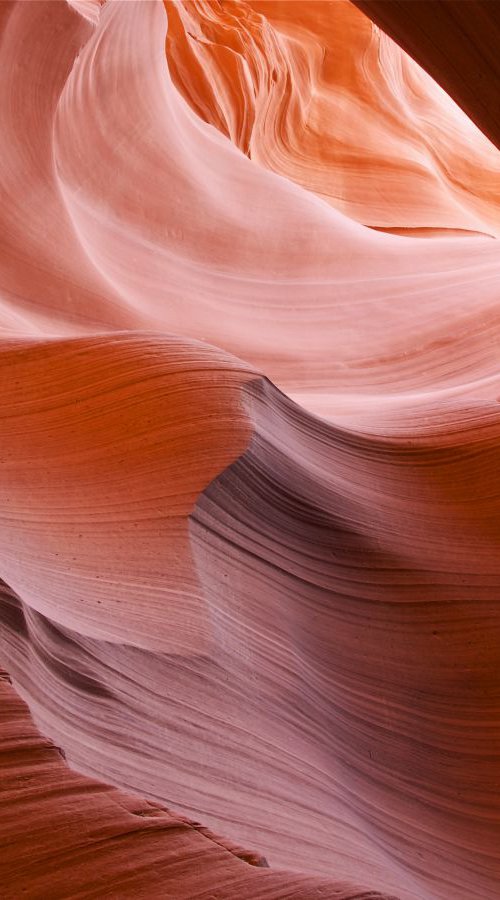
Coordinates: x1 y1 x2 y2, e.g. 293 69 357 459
1 2 499 899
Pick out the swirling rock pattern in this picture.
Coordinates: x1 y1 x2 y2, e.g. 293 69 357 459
166 0 500 236
352 0 500 154
1 1 500 898
2 662 394 899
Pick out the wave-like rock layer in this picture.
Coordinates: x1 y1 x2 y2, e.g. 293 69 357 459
3 664 396 899
352 0 500 155
166 0 500 236
1 1 500 898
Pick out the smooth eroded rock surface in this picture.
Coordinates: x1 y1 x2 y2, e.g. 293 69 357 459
1 1 499 898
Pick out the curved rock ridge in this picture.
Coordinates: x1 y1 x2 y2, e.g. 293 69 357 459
2 374 500 898
41 0 500 407
0 333 257 653
352 0 500 155
3 0 500 400
0 0 500 899
1 662 396 898
67 0 104 26
165 0 500 236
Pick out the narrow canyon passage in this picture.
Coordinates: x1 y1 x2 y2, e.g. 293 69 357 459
1 2 499 898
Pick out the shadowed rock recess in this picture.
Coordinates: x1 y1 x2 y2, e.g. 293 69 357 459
1 1 499 898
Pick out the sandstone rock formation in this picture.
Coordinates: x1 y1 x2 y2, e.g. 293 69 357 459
1 2 499 898
353 0 500 153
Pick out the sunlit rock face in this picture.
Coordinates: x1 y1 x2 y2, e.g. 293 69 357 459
166 0 500 236
1 2 499 899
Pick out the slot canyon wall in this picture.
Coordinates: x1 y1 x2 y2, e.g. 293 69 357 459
1 2 499 898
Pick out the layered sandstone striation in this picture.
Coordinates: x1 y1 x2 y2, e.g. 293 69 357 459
1 1 499 898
